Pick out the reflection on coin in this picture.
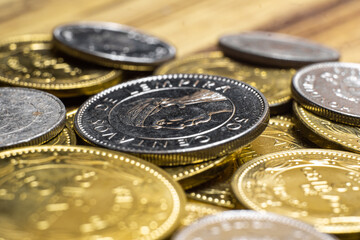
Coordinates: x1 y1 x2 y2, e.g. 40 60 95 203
155 51 295 113
0 146 185 240
218 31 339 68
173 210 337 240
292 62 360 126
75 74 269 166
163 154 235 190
43 122 76 146
238 117 313 164
53 21 176 71
0 34 122 97
66 108 77 129
293 102 360 153
232 149 360 234
180 201 225 227
0 87 66 149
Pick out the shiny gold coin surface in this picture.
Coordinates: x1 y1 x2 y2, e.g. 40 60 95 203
66 108 78 129
0 34 122 97
43 123 77 146
238 117 313 164
155 51 296 113
293 102 360 154
232 149 360 234
163 154 235 190
0 146 185 240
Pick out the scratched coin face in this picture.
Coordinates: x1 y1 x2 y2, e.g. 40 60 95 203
292 62 360 126
218 31 340 68
172 210 337 240
75 74 269 166
0 87 66 149
0 146 185 240
0 34 122 97
53 21 176 70
231 149 360 234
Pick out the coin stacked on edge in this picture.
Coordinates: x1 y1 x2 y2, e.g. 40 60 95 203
1 21 359 240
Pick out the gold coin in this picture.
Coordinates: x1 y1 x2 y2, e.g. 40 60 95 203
43 122 77 146
163 154 235 190
0 34 122 97
0 146 185 239
293 102 360 154
155 51 296 113
180 200 225 227
238 117 313 164
231 149 360 234
66 108 78 129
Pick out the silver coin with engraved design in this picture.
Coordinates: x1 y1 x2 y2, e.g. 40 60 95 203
0 87 66 149
75 74 269 166
52 21 176 70
292 62 360 126
172 210 337 240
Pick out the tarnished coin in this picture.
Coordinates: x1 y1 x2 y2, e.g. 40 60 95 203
172 210 337 240
293 102 360 154
0 146 185 240
155 51 295 114
292 62 360 126
163 154 235 190
218 31 340 68
231 149 360 234
0 34 122 97
75 74 269 166
53 21 176 71
0 87 66 149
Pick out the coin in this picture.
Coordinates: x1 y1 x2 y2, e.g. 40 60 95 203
155 51 295 114
53 21 176 71
180 201 225 227
231 149 360 234
0 87 66 149
238 117 314 164
0 145 185 240
291 62 360 126
75 74 269 166
172 210 337 240
43 122 77 146
66 108 77 129
293 102 360 154
163 153 235 190
0 34 122 97
218 31 340 68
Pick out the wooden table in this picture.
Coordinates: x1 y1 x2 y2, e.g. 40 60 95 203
1 0 359 62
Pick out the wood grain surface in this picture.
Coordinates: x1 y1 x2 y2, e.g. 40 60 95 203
0 0 358 61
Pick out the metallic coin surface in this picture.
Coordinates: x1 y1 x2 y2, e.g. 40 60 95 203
155 51 295 113
292 62 360 126
43 122 77 146
232 149 360 234
172 210 337 240
53 21 176 71
0 34 122 97
180 201 225 227
293 102 360 154
0 87 66 149
163 154 235 190
238 117 313 164
218 31 340 68
0 146 185 240
66 108 78 129
75 74 269 166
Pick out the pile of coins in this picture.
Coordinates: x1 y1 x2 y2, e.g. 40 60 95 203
0 21 359 240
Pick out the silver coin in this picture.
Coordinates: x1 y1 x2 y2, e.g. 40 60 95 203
0 87 66 149
218 31 340 68
292 62 360 126
75 74 269 166
172 210 337 240
52 21 176 70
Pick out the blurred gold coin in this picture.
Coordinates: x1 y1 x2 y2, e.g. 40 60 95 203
0 34 122 97
155 51 296 113
0 146 185 239
232 149 360 234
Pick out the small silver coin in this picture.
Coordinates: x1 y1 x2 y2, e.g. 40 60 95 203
218 31 340 68
52 21 176 70
172 210 338 240
292 62 360 126
75 74 269 166
0 87 66 149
